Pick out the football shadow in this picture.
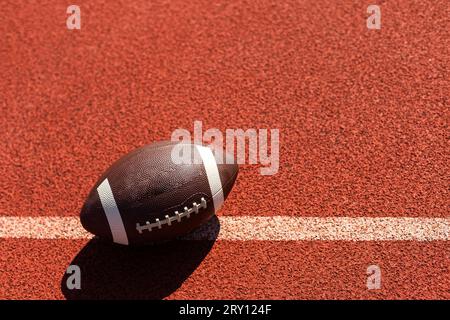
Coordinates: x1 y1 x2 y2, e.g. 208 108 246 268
61 215 220 300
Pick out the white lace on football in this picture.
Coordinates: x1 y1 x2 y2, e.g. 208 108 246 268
136 197 207 233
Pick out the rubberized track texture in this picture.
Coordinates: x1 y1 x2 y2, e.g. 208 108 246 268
0 0 448 299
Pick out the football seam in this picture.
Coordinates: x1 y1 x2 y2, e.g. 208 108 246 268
135 197 208 233
134 169 238 234
211 169 238 199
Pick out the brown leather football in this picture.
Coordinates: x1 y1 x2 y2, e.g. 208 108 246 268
80 141 238 245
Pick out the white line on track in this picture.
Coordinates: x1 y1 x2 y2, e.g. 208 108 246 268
0 216 448 241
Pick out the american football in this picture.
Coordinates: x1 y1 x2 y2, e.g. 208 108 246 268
80 141 238 245
2 0 447 303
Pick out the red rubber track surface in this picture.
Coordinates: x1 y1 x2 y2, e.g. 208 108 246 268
1 239 449 299
0 0 448 299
